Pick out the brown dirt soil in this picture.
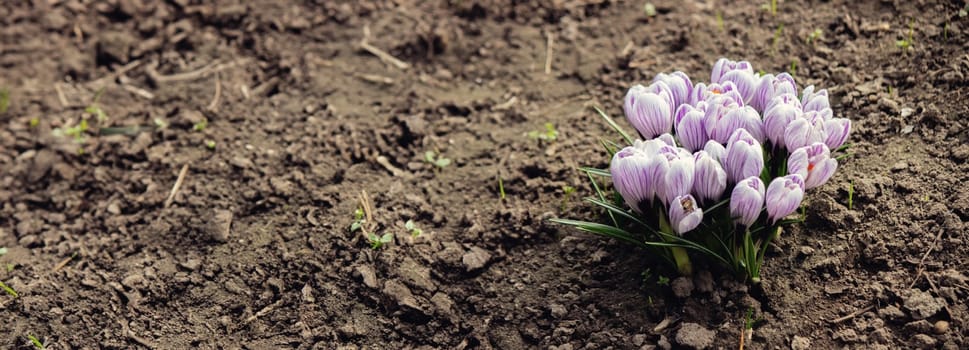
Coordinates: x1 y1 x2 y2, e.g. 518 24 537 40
2 0 968 349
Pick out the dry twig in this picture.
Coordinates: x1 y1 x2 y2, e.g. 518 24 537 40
545 31 554 75
909 228 945 289
164 164 190 208
359 25 411 70
828 304 874 324
207 74 222 111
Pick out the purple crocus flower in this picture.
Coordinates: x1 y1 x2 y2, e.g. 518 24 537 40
720 69 759 106
823 118 851 150
669 194 703 235
730 176 765 228
752 73 798 113
610 143 661 212
763 93 803 148
735 106 766 144
656 132 677 147
703 140 726 163
723 129 765 184
766 174 805 224
653 71 694 109
800 85 831 117
784 110 826 151
674 104 708 152
624 82 675 139
787 143 839 190
690 81 743 106
657 145 695 205
693 151 727 203
703 95 745 144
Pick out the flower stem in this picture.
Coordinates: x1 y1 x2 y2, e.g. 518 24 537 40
658 210 693 276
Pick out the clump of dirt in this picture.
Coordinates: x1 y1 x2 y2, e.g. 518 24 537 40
1 0 967 348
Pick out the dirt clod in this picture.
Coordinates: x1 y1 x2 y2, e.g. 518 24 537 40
671 277 694 298
902 289 945 320
791 335 811 350
461 246 492 272
674 323 715 349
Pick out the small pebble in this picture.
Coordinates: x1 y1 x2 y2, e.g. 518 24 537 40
933 320 949 334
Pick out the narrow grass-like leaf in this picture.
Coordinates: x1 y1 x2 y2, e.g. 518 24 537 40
579 167 611 177
0 280 18 298
585 171 618 227
549 218 646 247
584 197 646 226
645 231 733 267
593 106 635 144
599 138 622 157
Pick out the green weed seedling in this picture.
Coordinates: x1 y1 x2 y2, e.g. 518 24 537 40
960 4 968 17
405 219 423 238
497 174 506 200
761 0 777 16
193 118 208 132
0 279 18 298
847 180 854 210
896 19 915 50
656 275 670 286
771 25 784 53
424 150 452 169
643 3 657 18
789 60 798 77
806 29 823 44
27 334 46 350
205 140 217 149
0 89 9 114
54 119 89 144
84 88 108 123
368 233 393 249
528 122 559 142
350 208 366 232
29 117 39 128
560 185 577 211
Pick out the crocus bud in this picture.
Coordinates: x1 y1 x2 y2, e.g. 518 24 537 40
674 104 708 152
730 176 765 227
801 85 832 119
752 73 798 113
624 81 675 139
711 58 753 84
653 71 693 109
658 146 695 205
704 95 745 144
766 174 805 224
693 151 727 202
787 143 838 190
656 133 677 147
721 69 759 105
669 194 703 235
723 129 765 184
823 118 851 150
784 111 826 151
763 93 803 148
610 145 659 212
735 106 766 144
703 140 726 164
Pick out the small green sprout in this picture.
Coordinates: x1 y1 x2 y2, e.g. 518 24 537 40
656 275 670 286
27 334 46 350
405 219 423 238
643 3 657 17
944 22 950 40
896 19 914 50
960 4 968 17
153 117 169 129
350 208 365 232
368 232 393 249
55 119 89 144
424 150 452 169
847 180 854 210
497 174 506 200
806 29 823 44
205 140 216 149
5 264 14 272
761 0 777 16
29 117 39 128
84 88 108 123
789 60 797 77
0 89 9 114
528 122 559 142
0 247 7 256
193 118 208 132
641 268 654 287
715 11 724 32
561 185 577 211
0 280 18 298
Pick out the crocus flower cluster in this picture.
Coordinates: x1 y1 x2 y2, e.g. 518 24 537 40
606 58 850 280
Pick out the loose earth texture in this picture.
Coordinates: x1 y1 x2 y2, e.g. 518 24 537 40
2 0 968 349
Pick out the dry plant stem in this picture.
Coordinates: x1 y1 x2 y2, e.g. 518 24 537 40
376 155 412 178
360 25 411 70
88 60 143 88
828 304 874 324
358 190 377 239
545 31 554 75
909 228 945 289
207 74 222 111
164 164 190 208
146 59 248 83
738 325 745 350
54 83 69 108
240 299 284 328
52 255 74 272
122 83 154 99
120 319 157 349
924 275 958 325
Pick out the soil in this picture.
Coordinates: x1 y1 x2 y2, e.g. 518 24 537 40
1 0 968 349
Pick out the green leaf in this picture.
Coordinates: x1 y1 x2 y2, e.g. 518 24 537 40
380 233 393 243
579 167 611 177
424 151 436 163
548 218 646 248
593 106 635 144
350 221 362 232
584 197 646 226
0 247 6 256
405 220 415 230
584 170 618 227
0 280 18 298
